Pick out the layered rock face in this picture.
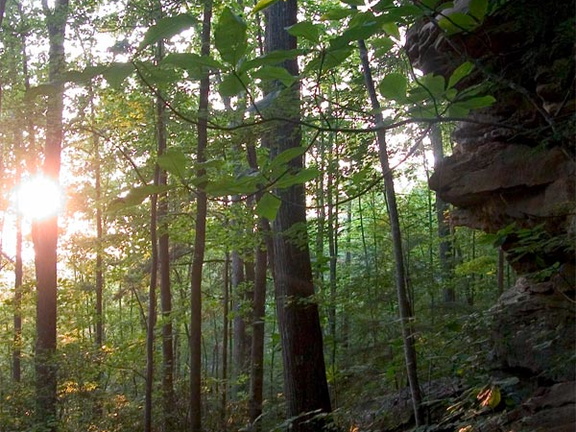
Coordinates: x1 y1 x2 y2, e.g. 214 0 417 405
407 0 575 429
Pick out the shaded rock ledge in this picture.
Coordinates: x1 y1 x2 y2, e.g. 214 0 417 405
405 0 575 430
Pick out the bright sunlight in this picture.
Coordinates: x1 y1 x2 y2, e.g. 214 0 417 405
13 175 64 220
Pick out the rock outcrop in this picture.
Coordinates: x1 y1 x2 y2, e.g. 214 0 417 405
407 0 575 429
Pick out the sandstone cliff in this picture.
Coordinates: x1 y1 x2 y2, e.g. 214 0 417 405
406 0 575 430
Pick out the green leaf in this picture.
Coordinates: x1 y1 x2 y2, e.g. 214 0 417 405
276 167 320 188
163 53 222 72
204 176 256 196
287 21 320 44
108 185 170 212
371 37 395 56
157 149 188 178
382 21 400 39
468 0 488 20
102 62 135 88
64 65 108 85
419 73 446 97
252 66 296 87
448 61 474 88
320 8 355 21
341 0 365 6
240 49 305 72
306 47 353 73
218 72 248 98
255 192 281 220
448 95 495 117
438 12 479 35
251 0 279 14
331 21 381 49
379 73 407 101
215 7 247 66
269 147 307 170
455 95 496 109
139 14 197 50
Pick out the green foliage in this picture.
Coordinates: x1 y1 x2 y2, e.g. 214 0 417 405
214 7 247 67
139 14 197 50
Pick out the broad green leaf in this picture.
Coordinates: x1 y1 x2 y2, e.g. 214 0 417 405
215 7 247 66
406 86 430 103
157 149 188 178
448 95 495 117
287 21 320 44
240 49 305 72
320 8 355 21
251 0 279 14
255 192 281 220
139 14 196 50
306 47 353 73
341 0 364 6
438 12 478 35
468 0 488 21
390 4 423 17
218 72 248 98
382 21 400 39
252 66 296 87
108 185 170 212
275 167 320 188
331 19 381 49
448 61 474 88
379 73 407 101
371 37 395 56
408 103 440 118
373 0 394 9
64 65 108 85
102 62 135 88
162 53 222 80
205 175 258 196
455 95 495 109
419 73 446 97
269 147 307 170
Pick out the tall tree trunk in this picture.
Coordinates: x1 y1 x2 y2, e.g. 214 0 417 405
430 125 455 303
13 157 22 383
152 10 176 428
33 2 68 430
264 1 332 430
221 252 230 430
14 11 35 383
190 2 212 430
357 39 424 426
144 133 160 432
247 143 270 430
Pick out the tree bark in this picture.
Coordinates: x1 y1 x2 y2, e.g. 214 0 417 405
190 2 212 430
247 143 270 430
152 12 176 429
264 1 332 430
33 2 68 430
357 38 424 426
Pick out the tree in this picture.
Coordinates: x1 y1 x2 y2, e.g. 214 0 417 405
32 1 68 430
357 37 424 426
263 1 332 430
190 1 212 430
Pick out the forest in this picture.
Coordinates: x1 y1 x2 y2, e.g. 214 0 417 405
0 0 574 431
